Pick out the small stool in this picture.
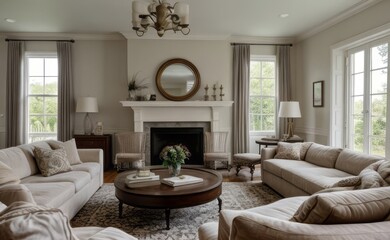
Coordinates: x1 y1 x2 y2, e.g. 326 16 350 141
229 153 261 181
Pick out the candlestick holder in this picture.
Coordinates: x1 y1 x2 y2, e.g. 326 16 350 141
212 84 217 101
219 84 225 101
204 85 209 101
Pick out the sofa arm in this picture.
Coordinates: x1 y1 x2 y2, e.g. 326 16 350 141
78 149 103 165
0 184 36 206
230 212 390 240
261 147 277 161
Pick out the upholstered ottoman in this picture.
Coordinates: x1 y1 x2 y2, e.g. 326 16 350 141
229 153 261 180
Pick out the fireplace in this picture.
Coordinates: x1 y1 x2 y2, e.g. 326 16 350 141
150 127 204 165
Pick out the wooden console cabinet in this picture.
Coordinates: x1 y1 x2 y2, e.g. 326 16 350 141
73 134 112 170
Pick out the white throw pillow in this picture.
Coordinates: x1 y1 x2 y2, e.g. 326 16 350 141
48 139 82 165
0 161 20 186
33 147 72 177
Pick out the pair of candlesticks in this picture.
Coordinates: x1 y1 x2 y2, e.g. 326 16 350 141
204 84 224 101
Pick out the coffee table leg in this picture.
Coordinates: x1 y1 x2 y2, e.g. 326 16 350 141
217 197 222 212
165 208 170 230
118 200 123 218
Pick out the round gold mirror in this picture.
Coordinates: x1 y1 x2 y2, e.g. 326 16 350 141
156 58 201 101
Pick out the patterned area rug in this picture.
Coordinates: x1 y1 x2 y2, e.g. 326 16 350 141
70 182 281 240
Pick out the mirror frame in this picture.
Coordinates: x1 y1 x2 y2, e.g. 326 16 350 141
156 58 201 101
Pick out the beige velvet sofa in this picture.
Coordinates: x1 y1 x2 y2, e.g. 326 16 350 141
199 187 390 240
0 140 104 220
198 143 390 239
261 142 385 197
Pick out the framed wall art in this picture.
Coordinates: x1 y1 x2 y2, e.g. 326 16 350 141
313 81 324 107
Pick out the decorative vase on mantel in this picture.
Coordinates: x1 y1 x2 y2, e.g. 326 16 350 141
127 90 136 101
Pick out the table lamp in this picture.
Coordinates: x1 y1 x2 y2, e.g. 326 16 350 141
76 97 98 135
278 101 301 139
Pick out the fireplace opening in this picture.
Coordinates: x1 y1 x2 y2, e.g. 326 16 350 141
150 127 204 165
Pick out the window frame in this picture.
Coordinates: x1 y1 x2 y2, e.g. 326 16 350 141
249 55 277 137
346 37 390 157
24 52 59 143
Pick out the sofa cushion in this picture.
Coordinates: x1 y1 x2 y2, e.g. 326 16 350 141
0 184 36 206
300 142 313 160
274 142 302 160
335 148 383 175
0 147 36 179
263 159 353 194
48 139 82 165
0 201 77 240
18 141 53 176
304 143 342 168
33 147 72 177
21 171 91 192
71 162 101 178
0 161 20 186
218 196 307 240
291 187 390 224
23 182 75 208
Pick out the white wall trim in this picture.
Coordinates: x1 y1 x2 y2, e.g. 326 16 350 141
1 32 125 41
297 0 383 42
295 126 328 137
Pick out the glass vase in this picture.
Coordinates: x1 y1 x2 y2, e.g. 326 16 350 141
168 164 181 177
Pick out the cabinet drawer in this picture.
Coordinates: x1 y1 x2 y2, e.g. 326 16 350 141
76 140 105 148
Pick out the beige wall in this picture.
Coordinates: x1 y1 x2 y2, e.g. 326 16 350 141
0 38 128 148
127 39 232 101
294 0 390 144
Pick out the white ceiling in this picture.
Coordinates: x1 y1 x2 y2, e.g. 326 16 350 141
0 0 382 40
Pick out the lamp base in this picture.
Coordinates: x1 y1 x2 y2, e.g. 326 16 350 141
84 113 93 135
287 119 294 138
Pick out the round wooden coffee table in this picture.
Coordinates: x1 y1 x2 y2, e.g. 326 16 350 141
114 167 223 230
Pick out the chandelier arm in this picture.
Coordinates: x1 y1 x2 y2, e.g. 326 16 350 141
146 14 157 24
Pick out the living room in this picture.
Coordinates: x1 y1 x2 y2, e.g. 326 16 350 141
1 0 390 239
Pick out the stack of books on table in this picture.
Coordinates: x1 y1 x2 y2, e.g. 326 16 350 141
125 172 160 188
161 175 203 187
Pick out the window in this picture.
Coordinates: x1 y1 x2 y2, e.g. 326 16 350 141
347 41 388 156
249 56 276 135
26 54 58 143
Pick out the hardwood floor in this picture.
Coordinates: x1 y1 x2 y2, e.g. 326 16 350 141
104 165 262 183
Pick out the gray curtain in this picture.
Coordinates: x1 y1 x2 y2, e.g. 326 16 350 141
6 41 24 147
233 45 250 153
276 45 292 138
57 41 74 141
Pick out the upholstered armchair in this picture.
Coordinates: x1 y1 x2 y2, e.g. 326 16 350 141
203 132 230 169
114 132 146 171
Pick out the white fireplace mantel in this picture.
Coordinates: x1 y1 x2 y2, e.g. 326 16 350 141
120 101 234 132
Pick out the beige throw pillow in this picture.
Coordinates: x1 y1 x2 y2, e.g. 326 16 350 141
0 161 20 186
48 139 82 165
291 187 390 224
274 142 302 160
33 147 72 177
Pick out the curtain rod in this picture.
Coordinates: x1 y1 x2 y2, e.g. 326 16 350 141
5 39 75 43
231 43 292 47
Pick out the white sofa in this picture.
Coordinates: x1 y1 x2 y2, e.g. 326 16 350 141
0 140 103 219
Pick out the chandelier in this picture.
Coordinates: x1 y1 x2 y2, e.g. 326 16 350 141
132 0 190 37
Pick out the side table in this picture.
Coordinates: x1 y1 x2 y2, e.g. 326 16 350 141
255 137 304 154
73 134 112 170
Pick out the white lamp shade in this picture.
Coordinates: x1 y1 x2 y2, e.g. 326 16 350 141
174 2 189 24
76 97 98 113
278 101 301 118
